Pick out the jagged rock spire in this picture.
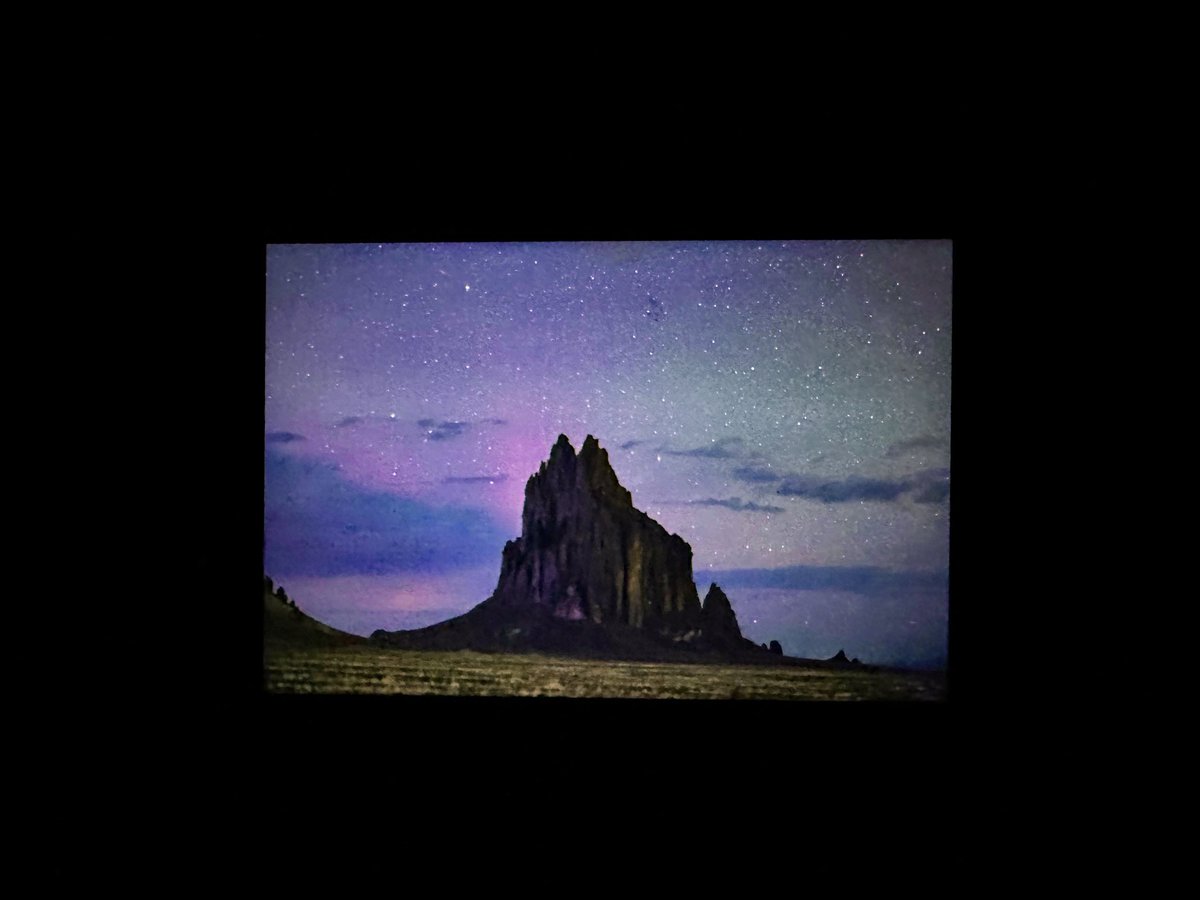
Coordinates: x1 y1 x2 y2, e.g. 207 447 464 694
550 433 575 463
577 434 628 503
496 434 697 627
701 582 744 643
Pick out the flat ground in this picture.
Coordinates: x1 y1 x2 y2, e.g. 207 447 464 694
264 646 945 700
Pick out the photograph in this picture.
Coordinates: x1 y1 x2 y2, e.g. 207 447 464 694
263 239 951 701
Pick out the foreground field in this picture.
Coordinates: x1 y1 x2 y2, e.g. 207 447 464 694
264 646 945 701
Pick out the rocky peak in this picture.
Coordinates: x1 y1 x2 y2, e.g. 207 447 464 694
523 435 631 540
549 432 575 466
701 582 743 642
496 434 699 628
577 434 630 505
534 433 577 495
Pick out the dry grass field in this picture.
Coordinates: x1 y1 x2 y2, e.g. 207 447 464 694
264 645 945 701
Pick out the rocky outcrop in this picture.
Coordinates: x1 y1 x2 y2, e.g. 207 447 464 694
371 435 783 662
490 434 703 635
700 583 743 645
824 648 871 669
769 640 783 655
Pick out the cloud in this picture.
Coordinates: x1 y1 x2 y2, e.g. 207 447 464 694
419 420 468 441
266 431 306 444
777 473 911 503
687 497 785 513
885 435 947 458
620 439 646 450
665 437 744 459
731 465 781 483
443 474 509 485
913 482 950 503
705 565 948 596
335 415 501 436
264 450 510 577
771 466 950 505
908 467 950 504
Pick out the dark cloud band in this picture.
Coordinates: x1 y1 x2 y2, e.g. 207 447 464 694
772 467 949 504
687 497 784 513
664 437 743 459
706 564 948 596
266 431 306 444
264 450 509 577
731 465 781 483
885 435 947 458
419 420 468 441
777 474 910 503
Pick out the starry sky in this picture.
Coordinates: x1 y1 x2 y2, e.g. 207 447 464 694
265 240 952 668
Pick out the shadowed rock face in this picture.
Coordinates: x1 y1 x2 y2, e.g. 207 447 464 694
700 583 743 645
491 434 703 635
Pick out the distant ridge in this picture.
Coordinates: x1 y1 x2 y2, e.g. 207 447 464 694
263 576 365 649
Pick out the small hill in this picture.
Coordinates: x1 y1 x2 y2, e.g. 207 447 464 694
263 579 365 649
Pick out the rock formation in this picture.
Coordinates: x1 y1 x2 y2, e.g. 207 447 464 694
371 434 774 661
824 649 867 669
699 582 742 647
490 434 703 635
769 640 783 655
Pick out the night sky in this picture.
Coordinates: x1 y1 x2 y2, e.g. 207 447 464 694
264 240 951 668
